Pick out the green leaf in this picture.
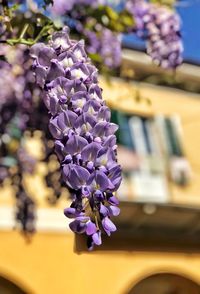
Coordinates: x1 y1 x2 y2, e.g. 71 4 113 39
105 6 119 21
119 11 135 28
88 53 102 63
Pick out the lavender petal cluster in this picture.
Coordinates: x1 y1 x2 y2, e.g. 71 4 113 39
126 0 183 69
31 27 122 249
85 27 122 69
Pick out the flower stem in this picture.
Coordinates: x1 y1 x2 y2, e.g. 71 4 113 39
94 213 99 230
19 24 29 39
4 24 54 46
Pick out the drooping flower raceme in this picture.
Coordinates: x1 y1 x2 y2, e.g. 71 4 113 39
126 0 183 69
31 27 122 249
0 44 38 235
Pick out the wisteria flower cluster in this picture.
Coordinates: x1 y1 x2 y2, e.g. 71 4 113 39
0 44 37 235
31 27 122 249
126 0 183 68
85 27 122 69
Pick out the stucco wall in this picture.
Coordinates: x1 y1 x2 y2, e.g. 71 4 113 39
1 231 200 294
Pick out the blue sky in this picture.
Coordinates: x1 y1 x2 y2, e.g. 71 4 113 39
123 0 200 64
177 0 200 63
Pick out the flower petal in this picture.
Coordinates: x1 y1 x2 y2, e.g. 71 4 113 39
108 205 120 216
65 135 88 155
92 231 102 245
63 164 90 189
69 220 86 234
86 221 97 235
81 142 100 162
102 217 116 234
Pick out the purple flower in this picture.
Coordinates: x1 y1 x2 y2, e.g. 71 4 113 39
86 221 97 235
85 27 122 69
92 231 102 245
64 207 82 218
49 110 78 139
63 164 90 189
107 195 119 206
102 216 116 236
0 44 40 235
126 0 183 68
31 27 122 249
81 142 100 162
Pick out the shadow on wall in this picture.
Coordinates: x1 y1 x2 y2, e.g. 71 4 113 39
0 275 28 294
126 273 200 294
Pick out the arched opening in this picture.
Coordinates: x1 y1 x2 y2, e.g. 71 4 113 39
0 275 28 294
127 273 200 294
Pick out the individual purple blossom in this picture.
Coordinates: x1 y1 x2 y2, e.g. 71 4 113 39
126 0 183 68
102 216 116 236
31 26 122 249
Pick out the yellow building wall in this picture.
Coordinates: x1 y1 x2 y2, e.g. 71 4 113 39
1 231 200 294
102 78 200 206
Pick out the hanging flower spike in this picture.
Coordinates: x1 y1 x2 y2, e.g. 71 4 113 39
127 0 183 69
31 27 122 250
